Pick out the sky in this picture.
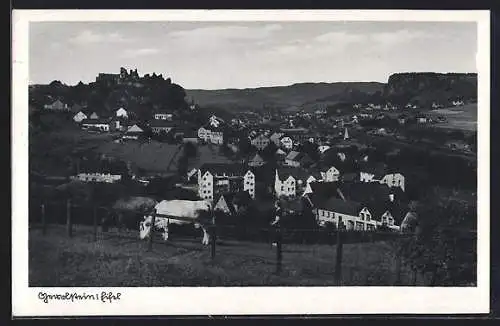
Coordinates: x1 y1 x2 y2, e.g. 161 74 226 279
29 21 478 90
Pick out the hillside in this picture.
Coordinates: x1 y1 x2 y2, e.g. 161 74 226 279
29 71 477 116
383 72 477 106
186 82 385 112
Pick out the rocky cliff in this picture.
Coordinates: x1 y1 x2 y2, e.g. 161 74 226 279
383 72 477 106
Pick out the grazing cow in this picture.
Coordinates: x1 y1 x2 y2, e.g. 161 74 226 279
104 196 158 231
139 199 213 245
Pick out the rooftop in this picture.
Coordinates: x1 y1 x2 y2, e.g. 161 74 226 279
200 163 250 176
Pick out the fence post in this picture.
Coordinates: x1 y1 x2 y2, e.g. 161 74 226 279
66 199 72 238
276 226 283 275
334 217 344 286
41 203 46 235
93 206 98 242
211 225 216 260
395 248 402 285
147 209 156 252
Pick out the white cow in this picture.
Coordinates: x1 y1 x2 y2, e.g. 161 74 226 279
139 200 213 245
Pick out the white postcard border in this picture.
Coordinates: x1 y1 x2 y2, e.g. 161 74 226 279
12 9 490 316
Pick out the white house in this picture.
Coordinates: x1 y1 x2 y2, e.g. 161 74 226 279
198 163 255 201
154 112 173 121
81 119 110 132
71 173 121 183
274 168 310 198
321 166 340 182
280 136 293 150
380 173 405 192
198 126 224 145
73 111 88 123
122 124 144 140
116 107 128 118
315 198 378 231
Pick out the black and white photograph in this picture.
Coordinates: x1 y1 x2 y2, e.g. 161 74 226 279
12 10 490 316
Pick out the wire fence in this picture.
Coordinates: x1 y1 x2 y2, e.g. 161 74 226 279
29 199 477 286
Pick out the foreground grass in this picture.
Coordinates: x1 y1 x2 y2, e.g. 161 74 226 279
30 225 424 287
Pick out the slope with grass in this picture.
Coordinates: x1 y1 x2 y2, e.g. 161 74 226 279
29 225 424 287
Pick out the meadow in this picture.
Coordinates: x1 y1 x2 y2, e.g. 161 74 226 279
29 225 425 287
429 103 477 131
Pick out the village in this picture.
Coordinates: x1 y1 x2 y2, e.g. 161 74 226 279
30 67 478 235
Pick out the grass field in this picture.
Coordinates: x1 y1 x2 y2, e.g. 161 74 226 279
29 225 426 287
429 104 477 131
97 141 183 174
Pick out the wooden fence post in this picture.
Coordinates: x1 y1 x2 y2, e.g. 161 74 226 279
147 209 156 252
211 225 216 260
395 248 402 285
41 203 46 235
93 206 98 242
334 217 344 286
276 226 283 275
66 199 72 238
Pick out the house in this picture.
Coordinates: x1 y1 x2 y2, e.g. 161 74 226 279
44 99 69 111
149 120 176 135
70 173 121 183
269 132 284 146
81 118 111 132
115 107 128 118
318 145 331 154
280 136 293 150
248 153 266 167
214 191 253 216
398 115 408 125
416 115 429 124
198 125 224 145
379 173 405 192
122 124 144 140
359 162 387 183
198 163 255 201
359 163 405 191
250 134 270 150
314 197 378 231
73 110 88 123
154 111 174 121
274 168 310 198
321 166 341 182
90 112 100 119
284 151 313 168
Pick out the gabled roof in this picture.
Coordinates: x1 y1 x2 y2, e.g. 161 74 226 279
276 148 287 156
126 124 144 133
81 118 111 125
249 153 265 163
286 151 301 161
276 167 310 182
286 151 312 163
316 197 363 216
200 163 249 176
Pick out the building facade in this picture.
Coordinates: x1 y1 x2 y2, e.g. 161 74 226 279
198 163 255 201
